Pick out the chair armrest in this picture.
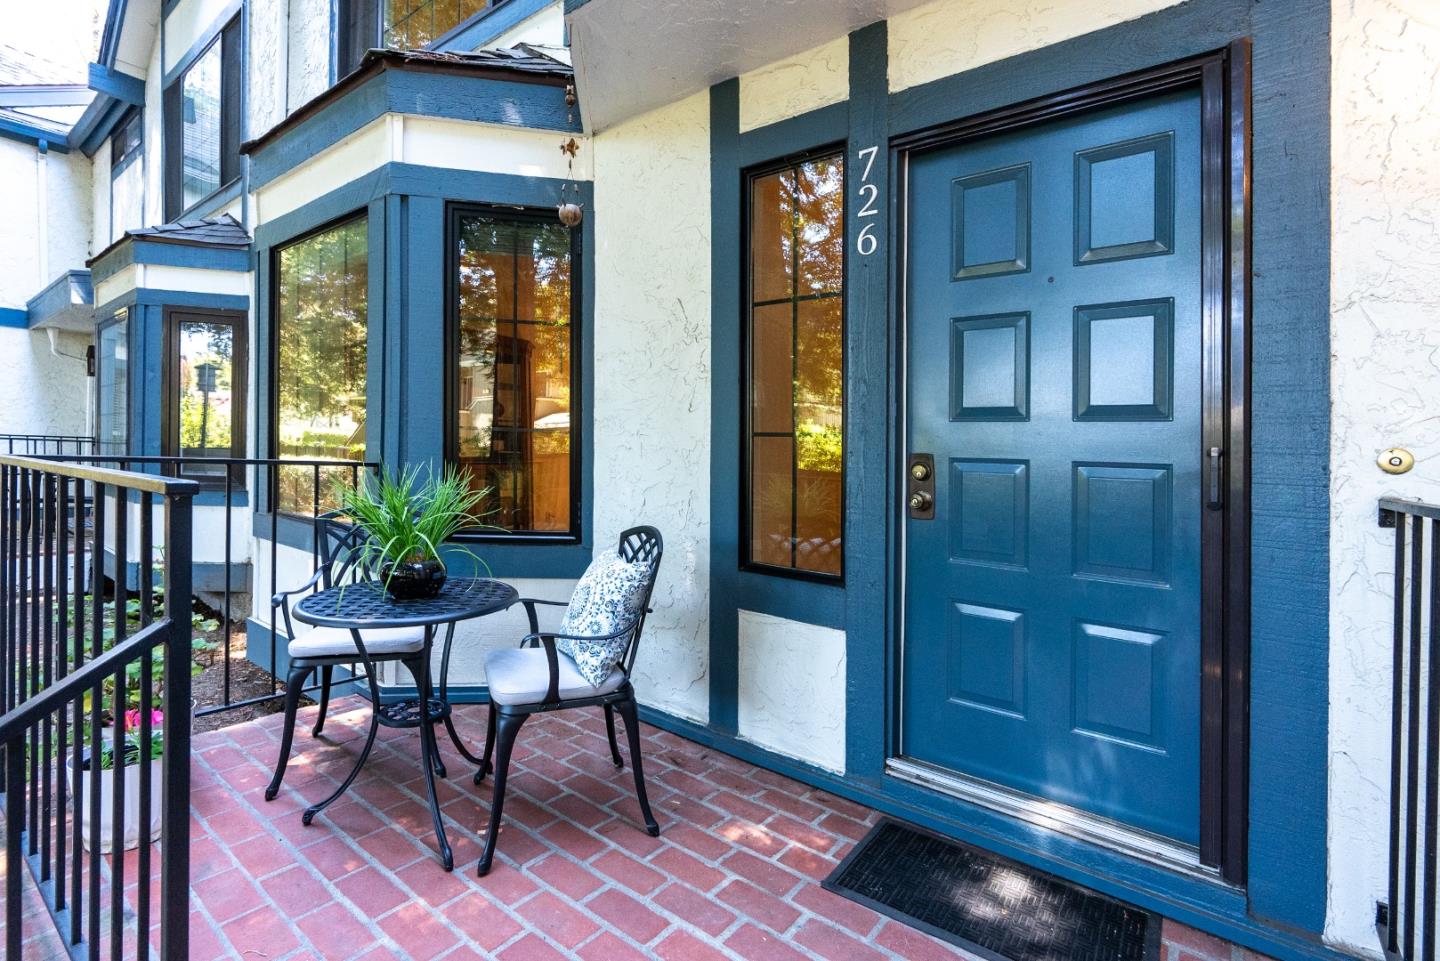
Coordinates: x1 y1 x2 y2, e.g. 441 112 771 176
518 597 569 636
269 567 325 608
520 620 641 705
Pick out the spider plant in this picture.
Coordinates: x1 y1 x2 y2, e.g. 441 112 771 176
335 465 495 589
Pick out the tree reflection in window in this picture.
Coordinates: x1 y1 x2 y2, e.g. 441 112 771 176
454 212 575 535
275 216 368 514
747 153 844 577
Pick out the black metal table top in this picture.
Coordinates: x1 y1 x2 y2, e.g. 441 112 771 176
292 577 518 629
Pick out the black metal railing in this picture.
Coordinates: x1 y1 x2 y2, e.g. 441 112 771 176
1379 496 1440 961
38 456 377 719
0 454 196 961
0 436 96 458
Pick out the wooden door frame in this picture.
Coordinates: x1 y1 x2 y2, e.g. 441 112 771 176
890 42 1252 886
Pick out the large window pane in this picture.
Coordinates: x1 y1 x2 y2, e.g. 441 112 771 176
180 40 222 210
97 315 129 457
746 154 844 577
173 315 242 481
275 216 369 513
453 212 575 535
383 0 490 49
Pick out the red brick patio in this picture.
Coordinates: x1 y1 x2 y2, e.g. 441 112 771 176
75 698 1267 960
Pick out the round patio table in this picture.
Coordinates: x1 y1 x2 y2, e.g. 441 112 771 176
292 576 518 871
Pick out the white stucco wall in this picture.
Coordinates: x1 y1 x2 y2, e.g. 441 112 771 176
487 2 567 50
249 0 288 140
162 0 235 73
736 611 846 772
287 0 332 113
591 91 712 723
1326 1 1440 956
0 329 90 436
0 139 93 309
738 34 848 133
886 0 1186 92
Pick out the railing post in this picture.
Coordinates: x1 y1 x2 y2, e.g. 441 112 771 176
158 491 192 961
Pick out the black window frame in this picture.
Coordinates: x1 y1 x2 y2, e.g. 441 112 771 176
740 145 848 583
162 306 248 486
444 202 582 544
162 16 243 221
94 310 133 458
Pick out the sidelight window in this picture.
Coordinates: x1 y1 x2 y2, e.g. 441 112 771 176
745 152 845 578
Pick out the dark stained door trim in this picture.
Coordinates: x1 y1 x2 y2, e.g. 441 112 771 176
891 42 1252 886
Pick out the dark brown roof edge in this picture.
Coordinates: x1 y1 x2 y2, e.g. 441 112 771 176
240 47 573 158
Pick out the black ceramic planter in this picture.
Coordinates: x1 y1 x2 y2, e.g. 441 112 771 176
380 559 447 599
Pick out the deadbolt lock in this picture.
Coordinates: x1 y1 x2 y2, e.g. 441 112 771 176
907 453 936 520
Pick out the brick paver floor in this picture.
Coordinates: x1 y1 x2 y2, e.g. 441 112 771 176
7 696 1264 960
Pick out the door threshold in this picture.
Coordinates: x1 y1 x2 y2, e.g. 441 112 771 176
885 757 1219 882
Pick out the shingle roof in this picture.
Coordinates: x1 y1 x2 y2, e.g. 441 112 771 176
356 45 574 79
0 44 82 86
127 214 251 248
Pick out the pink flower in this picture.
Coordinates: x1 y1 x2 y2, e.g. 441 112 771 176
123 708 164 731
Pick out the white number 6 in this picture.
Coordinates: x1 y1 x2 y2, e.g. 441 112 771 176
857 223 878 257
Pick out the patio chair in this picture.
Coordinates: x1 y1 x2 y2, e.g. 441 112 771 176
473 526 663 876
263 512 429 805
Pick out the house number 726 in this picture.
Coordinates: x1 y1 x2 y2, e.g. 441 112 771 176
855 145 879 256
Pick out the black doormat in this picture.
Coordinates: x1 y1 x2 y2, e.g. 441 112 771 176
824 819 1161 961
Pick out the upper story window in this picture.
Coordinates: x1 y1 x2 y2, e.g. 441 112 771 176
448 206 578 538
744 151 845 579
338 0 500 77
163 17 242 220
274 215 369 512
110 110 144 242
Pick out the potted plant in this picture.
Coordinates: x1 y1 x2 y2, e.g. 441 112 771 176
68 707 165 852
337 465 492 599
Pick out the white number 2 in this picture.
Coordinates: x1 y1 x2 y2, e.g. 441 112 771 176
854 146 880 256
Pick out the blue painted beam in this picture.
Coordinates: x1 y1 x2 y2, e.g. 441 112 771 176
0 308 27 329
87 63 145 105
25 271 93 328
433 0 553 52
71 94 130 157
0 116 69 152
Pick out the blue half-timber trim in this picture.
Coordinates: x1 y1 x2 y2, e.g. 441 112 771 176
133 289 248 311
160 0 243 90
0 309 27 329
98 0 129 68
173 176 244 225
25 271 93 328
708 87 853 734
841 15 893 809
0 116 69 152
251 162 596 581
87 63 145 105
633 704 1352 961
708 79 741 737
433 0 553 52
247 70 580 189
91 235 250 286
882 0 1332 932
104 548 250 594
735 102 847 167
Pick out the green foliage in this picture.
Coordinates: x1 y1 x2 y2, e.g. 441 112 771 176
335 465 495 581
796 423 842 473
91 734 164 771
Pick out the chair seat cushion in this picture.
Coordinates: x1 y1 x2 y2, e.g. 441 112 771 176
485 646 625 706
287 625 425 659
557 549 653 685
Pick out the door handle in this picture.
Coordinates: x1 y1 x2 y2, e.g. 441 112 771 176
908 454 935 520
1207 446 1223 511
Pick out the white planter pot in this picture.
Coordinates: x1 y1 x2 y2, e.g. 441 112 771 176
66 752 163 853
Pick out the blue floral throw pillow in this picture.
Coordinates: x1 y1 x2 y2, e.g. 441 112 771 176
557 549 653 686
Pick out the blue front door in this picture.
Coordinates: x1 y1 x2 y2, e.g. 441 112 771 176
901 89 1204 844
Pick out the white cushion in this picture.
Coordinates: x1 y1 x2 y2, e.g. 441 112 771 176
287 625 425 659
556 549 652 685
485 646 626 706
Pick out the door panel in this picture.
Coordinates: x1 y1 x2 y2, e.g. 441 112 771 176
902 89 1204 844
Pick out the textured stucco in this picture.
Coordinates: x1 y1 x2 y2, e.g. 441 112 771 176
163 0 235 72
736 610 846 772
887 0 1186 92
249 0 288 140
738 35 848 132
0 329 90 436
591 91 712 723
488 3 567 50
1326 1 1440 955
287 0 333 114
